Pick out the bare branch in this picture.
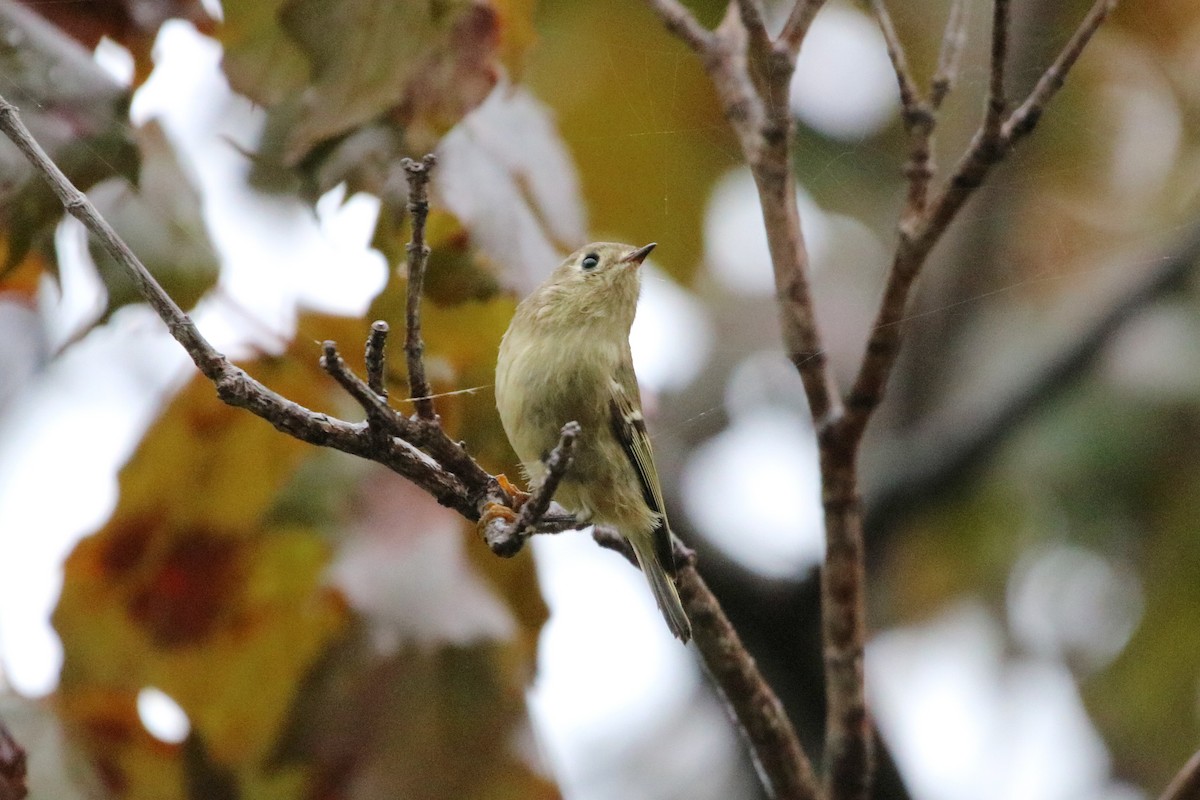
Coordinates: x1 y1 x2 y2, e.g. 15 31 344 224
320 339 496 499
593 528 822 800
365 320 389 398
514 422 579 535
984 0 1011 142
401 155 437 421
1159 748 1200 800
871 0 923 117
780 0 828 58
644 0 715 55
823 3 1113 796
817 457 871 800
678 554 821 800
871 0 934 217
735 0 772 52
931 0 969 109
322 340 405 431
1004 0 1117 143
481 422 581 557
847 0 1116 443
0 717 27 800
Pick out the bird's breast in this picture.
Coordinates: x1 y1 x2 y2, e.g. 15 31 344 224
496 324 619 470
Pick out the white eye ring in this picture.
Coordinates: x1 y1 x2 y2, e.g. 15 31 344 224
581 253 600 270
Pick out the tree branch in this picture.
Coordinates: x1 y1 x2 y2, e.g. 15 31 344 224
871 0 934 218
735 0 771 53
365 320 389 398
984 0 1011 142
643 0 715 55
401 155 437 422
845 0 1115 442
1003 0 1116 142
594 529 821 800
930 0 968 110
780 0 826 58
481 422 580 557
679 560 821 800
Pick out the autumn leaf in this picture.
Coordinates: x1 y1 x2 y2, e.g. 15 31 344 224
219 0 537 197
0 2 137 294
17 0 215 86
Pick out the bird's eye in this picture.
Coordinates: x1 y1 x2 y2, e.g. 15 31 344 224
581 253 600 271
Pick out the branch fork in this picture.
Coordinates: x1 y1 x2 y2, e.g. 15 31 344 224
643 1 1116 799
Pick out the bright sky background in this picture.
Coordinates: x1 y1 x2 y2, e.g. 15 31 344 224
0 6 1145 800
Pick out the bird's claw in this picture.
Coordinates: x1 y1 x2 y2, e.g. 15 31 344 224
495 473 531 510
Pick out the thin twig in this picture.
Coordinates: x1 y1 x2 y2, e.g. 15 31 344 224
402 155 437 422
1003 0 1117 142
871 0 934 218
735 0 772 52
643 0 715 55
593 529 820 800
984 0 1011 142
365 320 389 398
780 0 828 58
678 564 821 800
482 422 581 557
514 422 579 535
0 97 226 382
931 0 969 109
847 0 1116 441
322 341 405 430
871 0 923 116
1159 748 1200 800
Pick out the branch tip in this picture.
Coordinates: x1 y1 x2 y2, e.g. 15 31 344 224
366 320 390 398
931 0 969 109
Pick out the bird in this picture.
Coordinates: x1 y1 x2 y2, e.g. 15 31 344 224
493 242 692 642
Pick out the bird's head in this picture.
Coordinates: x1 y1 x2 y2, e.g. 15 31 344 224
532 241 655 328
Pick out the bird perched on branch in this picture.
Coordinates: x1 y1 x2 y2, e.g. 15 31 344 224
494 242 691 642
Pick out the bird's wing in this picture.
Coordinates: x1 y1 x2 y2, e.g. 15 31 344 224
608 372 675 574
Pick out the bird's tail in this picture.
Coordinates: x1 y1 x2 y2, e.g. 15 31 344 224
630 535 692 643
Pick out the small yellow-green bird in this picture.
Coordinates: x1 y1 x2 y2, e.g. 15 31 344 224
495 242 692 642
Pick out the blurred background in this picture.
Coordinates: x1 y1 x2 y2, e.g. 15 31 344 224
0 0 1197 798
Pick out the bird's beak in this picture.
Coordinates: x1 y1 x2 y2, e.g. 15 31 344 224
620 243 656 267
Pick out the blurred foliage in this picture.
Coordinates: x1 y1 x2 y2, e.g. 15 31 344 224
1 0 1200 799
18 0 214 85
220 0 534 197
88 121 219 321
523 0 731 283
0 1 137 295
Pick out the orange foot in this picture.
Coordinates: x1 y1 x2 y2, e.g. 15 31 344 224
495 473 531 510
478 500 518 530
